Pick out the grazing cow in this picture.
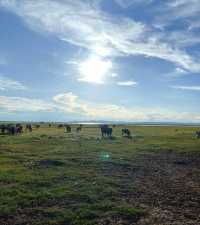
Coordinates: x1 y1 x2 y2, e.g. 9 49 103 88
122 128 131 138
35 124 40 129
100 125 113 138
1 124 9 135
26 124 32 132
58 124 63 128
0 124 6 134
16 124 23 134
76 125 83 133
8 125 16 135
49 124 52 127
196 131 200 139
65 125 71 133
1 124 23 135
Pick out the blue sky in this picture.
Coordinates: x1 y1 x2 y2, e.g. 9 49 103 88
0 0 200 122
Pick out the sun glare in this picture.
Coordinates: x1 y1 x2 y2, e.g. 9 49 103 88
78 57 112 84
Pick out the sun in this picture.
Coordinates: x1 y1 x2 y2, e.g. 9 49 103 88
78 57 112 84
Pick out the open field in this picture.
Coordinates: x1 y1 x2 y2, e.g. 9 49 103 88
0 125 200 225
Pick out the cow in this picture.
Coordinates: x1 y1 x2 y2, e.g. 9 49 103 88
100 125 113 138
16 124 23 134
64 125 71 133
122 128 131 138
196 131 200 139
7 125 16 135
76 125 83 133
1 124 23 135
26 124 32 132
0 124 6 134
9 126 17 135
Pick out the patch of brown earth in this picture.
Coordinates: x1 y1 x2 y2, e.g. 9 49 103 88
98 150 200 225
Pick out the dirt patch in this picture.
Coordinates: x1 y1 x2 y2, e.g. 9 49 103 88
97 150 200 225
130 151 200 225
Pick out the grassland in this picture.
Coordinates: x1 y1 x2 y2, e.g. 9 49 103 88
0 124 200 225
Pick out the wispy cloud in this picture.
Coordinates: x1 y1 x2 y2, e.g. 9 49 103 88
166 0 200 18
1 0 200 73
0 75 27 91
154 0 200 31
171 85 200 91
65 60 79 66
163 30 200 48
117 80 138 86
0 96 54 112
149 0 200 64
163 67 188 80
114 0 152 8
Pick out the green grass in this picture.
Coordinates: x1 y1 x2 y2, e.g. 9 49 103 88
0 124 199 224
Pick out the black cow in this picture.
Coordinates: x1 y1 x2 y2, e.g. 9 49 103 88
122 128 131 138
26 124 32 132
16 124 23 134
10 126 15 135
7 125 16 135
1 124 23 135
196 131 200 139
100 125 112 138
65 125 71 133
76 125 83 133
0 124 6 134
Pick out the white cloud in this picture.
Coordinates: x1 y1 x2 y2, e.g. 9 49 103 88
189 20 200 30
65 60 79 65
115 0 152 8
53 91 200 122
1 91 200 121
117 80 138 86
166 0 200 17
151 0 200 58
1 0 200 73
163 67 188 80
164 30 200 48
167 0 198 8
110 73 118 78
175 68 187 74
155 0 200 30
0 96 54 112
0 75 27 90
171 85 200 91
53 92 81 113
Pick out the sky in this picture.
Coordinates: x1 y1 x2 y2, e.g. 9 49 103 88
0 0 200 122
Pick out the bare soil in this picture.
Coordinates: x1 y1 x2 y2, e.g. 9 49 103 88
99 150 200 225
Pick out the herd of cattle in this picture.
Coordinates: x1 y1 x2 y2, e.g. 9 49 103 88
0 123 200 139
0 124 32 135
0 123 132 138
